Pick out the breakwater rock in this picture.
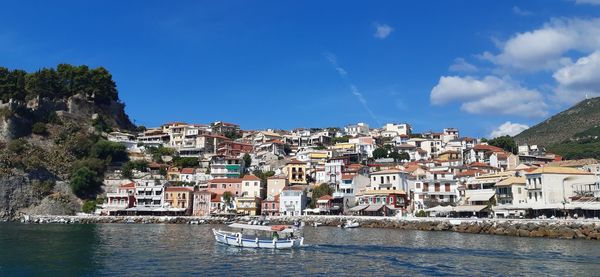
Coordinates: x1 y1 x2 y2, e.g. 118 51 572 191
19 214 600 240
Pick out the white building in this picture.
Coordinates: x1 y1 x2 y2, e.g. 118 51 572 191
369 169 409 192
133 178 168 209
241 175 263 198
382 123 411 137
345 123 370 137
524 167 598 207
279 188 307 216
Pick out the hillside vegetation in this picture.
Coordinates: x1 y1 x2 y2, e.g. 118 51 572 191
514 97 600 147
0 64 135 219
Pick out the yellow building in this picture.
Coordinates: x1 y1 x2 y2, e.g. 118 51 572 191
165 186 194 215
236 196 261 215
286 159 307 185
438 150 460 161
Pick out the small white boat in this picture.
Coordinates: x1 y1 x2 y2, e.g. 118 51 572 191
213 223 304 249
313 222 322 227
341 220 359 229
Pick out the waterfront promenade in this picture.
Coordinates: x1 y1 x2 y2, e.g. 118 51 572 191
19 214 600 240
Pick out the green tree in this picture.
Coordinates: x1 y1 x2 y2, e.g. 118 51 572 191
31 122 48 135
243 153 252 168
372 147 388 159
222 191 233 209
172 157 199 168
310 183 333 208
121 162 134 179
332 136 351 144
70 166 102 198
488 135 517 154
90 140 128 163
388 151 402 162
81 200 97 213
398 152 410 161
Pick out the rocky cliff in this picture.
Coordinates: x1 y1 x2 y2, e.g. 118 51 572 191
0 64 136 220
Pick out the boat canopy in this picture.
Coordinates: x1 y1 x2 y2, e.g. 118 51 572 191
228 223 295 233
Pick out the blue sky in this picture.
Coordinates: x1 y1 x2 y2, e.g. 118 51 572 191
1 1 600 138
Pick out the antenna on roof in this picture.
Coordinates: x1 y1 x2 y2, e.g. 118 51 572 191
585 92 589 100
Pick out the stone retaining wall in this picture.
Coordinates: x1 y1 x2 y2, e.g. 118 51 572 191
19 214 600 240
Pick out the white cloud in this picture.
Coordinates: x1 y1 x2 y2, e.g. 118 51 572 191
449 58 478 72
489 121 529 138
575 0 600 5
461 89 548 117
481 18 600 71
552 50 600 103
512 6 532 16
373 23 393 39
431 75 511 105
430 75 548 117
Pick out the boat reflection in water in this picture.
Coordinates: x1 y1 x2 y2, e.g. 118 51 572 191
212 223 304 249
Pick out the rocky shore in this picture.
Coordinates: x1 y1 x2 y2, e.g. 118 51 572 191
17 214 600 240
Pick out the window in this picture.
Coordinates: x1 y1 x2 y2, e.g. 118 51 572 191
416 183 421 189
518 188 522 194
380 176 384 183
393 176 396 181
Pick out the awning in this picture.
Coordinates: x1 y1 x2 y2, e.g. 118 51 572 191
316 200 330 204
364 204 384 212
425 205 454 212
454 205 488 212
348 205 368 212
385 205 398 210
466 191 495 202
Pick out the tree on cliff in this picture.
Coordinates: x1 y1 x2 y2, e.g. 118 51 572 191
310 183 333 208
372 147 388 159
243 153 252 168
488 136 518 154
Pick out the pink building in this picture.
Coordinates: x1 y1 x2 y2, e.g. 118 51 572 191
207 178 243 197
261 195 280 216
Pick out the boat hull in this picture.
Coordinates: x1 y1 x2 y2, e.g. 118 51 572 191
212 229 302 249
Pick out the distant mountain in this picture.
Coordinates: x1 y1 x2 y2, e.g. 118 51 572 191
514 97 600 147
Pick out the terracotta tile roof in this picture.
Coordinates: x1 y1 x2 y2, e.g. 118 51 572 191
242 175 261 181
119 182 135 189
180 168 195 174
469 162 493 168
371 169 404 175
211 193 221 202
318 195 333 201
286 159 305 165
455 169 484 177
165 186 194 192
473 144 504 152
342 174 356 180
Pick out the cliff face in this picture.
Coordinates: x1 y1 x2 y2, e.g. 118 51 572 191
0 64 136 220
0 174 34 219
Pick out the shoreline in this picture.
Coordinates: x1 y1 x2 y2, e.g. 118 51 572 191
15 214 600 240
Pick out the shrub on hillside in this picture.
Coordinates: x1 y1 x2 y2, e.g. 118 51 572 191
31 122 48 135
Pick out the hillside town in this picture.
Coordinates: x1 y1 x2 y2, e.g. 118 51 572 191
98 121 600 219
